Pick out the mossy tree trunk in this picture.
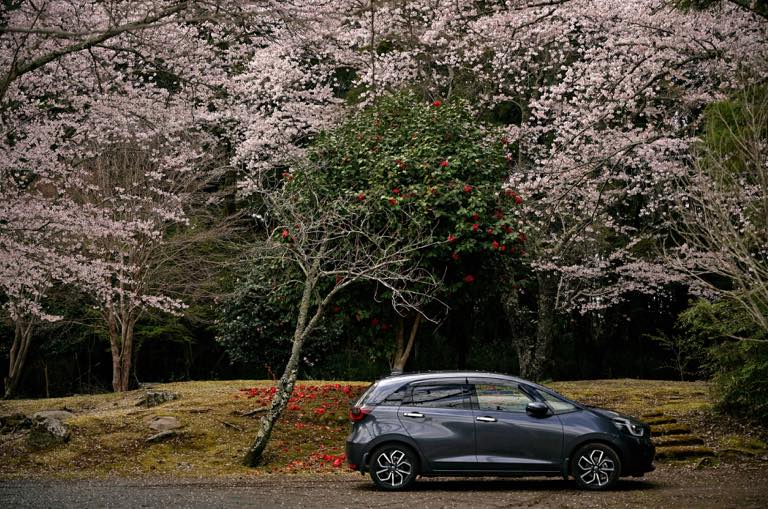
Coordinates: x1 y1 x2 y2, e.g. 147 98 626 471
243 257 340 466
391 314 422 373
3 315 34 399
502 271 558 381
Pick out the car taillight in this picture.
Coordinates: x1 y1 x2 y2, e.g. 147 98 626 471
349 406 370 422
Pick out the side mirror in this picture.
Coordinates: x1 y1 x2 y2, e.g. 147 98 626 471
526 401 550 417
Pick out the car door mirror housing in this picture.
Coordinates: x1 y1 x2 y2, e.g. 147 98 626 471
526 401 550 417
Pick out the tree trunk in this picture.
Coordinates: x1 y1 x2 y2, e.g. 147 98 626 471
502 272 558 381
3 317 34 399
529 272 558 380
391 314 421 373
107 306 137 392
243 271 317 467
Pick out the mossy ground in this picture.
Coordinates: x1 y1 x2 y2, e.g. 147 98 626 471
0 378 764 479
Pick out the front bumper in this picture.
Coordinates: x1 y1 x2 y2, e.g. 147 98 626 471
620 435 656 475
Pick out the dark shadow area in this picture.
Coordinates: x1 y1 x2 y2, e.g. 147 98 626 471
354 477 658 493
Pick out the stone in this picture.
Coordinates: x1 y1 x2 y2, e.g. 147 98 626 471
147 416 181 432
136 390 180 407
145 430 180 443
0 412 32 431
33 410 75 422
27 416 70 450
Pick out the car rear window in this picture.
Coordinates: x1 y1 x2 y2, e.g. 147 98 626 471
355 382 378 406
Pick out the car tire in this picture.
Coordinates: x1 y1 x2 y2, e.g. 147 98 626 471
571 443 621 490
369 444 418 491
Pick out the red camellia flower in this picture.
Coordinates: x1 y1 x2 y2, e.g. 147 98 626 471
486 228 494 235
494 209 505 219
439 160 449 167
333 458 343 467
491 240 500 250
314 407 326 415
504 226 513 234
432 100 442 107
357 192 365 201
518 232 527 242
501 245 507 252
451 252 460 261
282 229 289 238
463 184 473 193
514 195 523 204
464 274 475 284
471 213 479 221
388 198 398 205
472 223 479 232
447 234 457 243
392 188 401 195
371 318 380 327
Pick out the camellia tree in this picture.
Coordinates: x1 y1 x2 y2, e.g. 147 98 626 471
240 93 526 465
305 93 528 371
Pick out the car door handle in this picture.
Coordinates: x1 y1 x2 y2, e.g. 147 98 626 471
403 412 424 418
476 416 497 422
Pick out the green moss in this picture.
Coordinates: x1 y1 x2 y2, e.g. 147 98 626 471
721 435 767 451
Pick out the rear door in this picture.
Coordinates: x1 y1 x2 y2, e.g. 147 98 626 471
470 378 564 473
397 380 476 471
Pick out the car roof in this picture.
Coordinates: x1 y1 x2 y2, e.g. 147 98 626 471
374 371 550 391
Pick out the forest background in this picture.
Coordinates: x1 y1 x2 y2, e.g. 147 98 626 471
1 0 766 427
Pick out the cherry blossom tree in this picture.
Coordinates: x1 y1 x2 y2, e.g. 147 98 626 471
1 0 260 394
669 85 768 335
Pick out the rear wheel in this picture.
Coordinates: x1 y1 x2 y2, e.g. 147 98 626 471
369 444 418 491
571 443 621 490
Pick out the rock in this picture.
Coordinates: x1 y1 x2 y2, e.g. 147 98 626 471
136 390 179 408
147 416 181 432
651 422 691 436
694 456 718 469
0 412 32 431
145 430 180 443
27 415 70 450
654 445 714 460
33 410 75 422
652 434 705 447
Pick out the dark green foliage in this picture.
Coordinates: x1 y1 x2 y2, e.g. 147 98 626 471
678 299 768 421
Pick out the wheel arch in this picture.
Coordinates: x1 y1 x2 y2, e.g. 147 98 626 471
567 437 625 474
367 437 423 474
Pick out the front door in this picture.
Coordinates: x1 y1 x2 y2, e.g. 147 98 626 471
398 381 476 471
471 379 563 472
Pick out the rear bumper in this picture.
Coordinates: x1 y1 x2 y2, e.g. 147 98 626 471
345 439 368 473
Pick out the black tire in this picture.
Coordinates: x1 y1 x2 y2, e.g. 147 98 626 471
369 444 418 491
571 443 621 490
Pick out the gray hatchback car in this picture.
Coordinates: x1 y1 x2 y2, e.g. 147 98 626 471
346 371 655 490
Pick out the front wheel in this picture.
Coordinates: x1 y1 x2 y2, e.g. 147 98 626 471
369 444 418 491
571 443 621 490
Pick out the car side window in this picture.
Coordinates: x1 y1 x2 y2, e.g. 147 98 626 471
408 384 469 409
535 388 577 413
475 384 533 413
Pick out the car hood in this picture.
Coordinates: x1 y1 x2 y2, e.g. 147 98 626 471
586 406 644 425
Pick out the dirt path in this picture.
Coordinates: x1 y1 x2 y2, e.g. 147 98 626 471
2 461 766 509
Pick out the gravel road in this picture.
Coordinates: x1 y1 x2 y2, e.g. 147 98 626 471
2 462 766 509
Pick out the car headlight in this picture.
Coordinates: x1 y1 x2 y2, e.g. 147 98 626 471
613 417 644 437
